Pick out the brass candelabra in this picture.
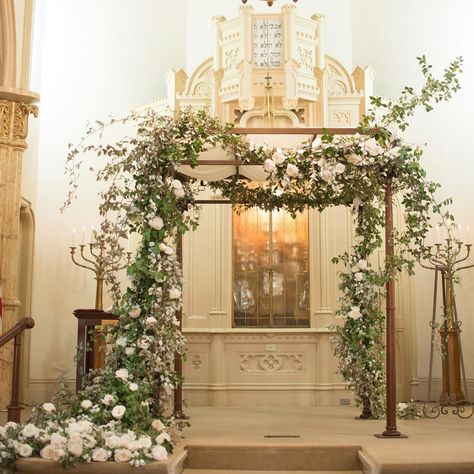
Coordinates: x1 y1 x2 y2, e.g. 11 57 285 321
420 237 474 418
69 241 131 310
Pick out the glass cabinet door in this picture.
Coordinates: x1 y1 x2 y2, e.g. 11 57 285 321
233 207 310 328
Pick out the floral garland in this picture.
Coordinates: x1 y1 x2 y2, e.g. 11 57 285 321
0 57 462 468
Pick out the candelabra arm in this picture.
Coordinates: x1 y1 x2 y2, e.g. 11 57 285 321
70 249 97 273
419 261 438 270
79 245 99 267
456 263 474 272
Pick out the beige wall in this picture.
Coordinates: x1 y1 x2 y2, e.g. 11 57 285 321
22 0 188 402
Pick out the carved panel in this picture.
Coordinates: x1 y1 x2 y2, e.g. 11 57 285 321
240 352 304 373
332 110 351 125
0 100 37 149
191 354 203 371
224 48 240 73
297 46 313 70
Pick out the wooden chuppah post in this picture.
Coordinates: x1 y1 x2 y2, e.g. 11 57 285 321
173 236 189 419
376 177 407 438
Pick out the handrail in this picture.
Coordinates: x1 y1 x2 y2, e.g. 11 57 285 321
0 317 35 422
0 317 35 347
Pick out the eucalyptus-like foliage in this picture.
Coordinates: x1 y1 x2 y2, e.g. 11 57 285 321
0 57 463 469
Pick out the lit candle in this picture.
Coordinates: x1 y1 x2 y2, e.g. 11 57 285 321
435 225 440 244
81 226 86 245
91 224 96 243
467 225 471 244
457 224 462 242
72 228 76 247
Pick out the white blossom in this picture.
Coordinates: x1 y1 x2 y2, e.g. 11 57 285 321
42 402 55 413
152 445 168 461
128 306 141 318
114 448 132 463
149 216 164 230
81 399 93 410
92 447 109 462
272 149 286 165
264 158 276 173
115 368 129 381
111 405 126 419
286 163 299 178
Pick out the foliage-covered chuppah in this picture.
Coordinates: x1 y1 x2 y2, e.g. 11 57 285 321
0 57 462 468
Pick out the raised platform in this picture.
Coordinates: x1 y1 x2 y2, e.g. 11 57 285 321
7 406 474 473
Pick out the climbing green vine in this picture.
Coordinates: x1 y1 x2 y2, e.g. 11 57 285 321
0 56 462 468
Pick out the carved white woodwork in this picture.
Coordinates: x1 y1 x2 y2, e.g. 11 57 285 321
141 4 415 407
145 4 372 128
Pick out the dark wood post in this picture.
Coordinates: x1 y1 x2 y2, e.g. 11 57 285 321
173 236 189 419
376 178 407 438
7 334 22 422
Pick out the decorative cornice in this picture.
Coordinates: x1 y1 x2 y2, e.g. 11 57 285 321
0 99 37 149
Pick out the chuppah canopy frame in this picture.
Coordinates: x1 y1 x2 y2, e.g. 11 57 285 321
174 127 404 439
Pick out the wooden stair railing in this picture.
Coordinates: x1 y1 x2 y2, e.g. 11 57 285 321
0 317 35 422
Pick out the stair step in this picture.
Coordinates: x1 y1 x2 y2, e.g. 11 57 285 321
183 471 363 474
184 445 362 472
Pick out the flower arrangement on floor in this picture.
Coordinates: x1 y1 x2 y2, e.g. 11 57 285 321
0 56 462 468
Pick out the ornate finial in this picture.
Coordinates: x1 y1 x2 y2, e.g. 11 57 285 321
212 15 226 25
311 13 326 22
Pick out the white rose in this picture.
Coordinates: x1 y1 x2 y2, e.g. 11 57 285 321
398 402 408 410
92 447 109 462
354 272 364 282
50 432 67 448
114 448 132 463
320 169 333 182
40 444 60 461
83 434 97 449
174 187 185 198
171 179 183 190
116 336 127 347
21 423 39 439
152 445 168 461
169 287 181 299
129 383 139 392
263 158 276 173
272 149 286 165
139 436 152 449
137 338 149 350
42 402 55 413
127 440 142 452
159 243 174 255
152 419 166 432
67 422 82 434
348 306 362 320
285 163 299 178
78 420 92 433
334 163 346 174
68 439 83 457
146 316 157 326
155 432 171 445
111 405 126 419
358 259 368 270
363 137 383 157
149 216 164 230
347 153 362 165
105 435 122 449
81 399 93 410
353 197 362 210
115 368 129 381
102 394 115 406
17 443 33 457
311 136 322 149
128 306 141 319
125 347 135 356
